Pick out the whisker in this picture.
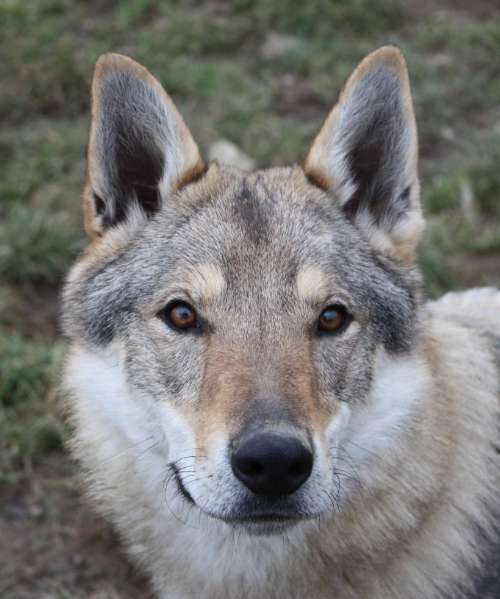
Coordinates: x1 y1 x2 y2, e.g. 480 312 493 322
99 435 156 464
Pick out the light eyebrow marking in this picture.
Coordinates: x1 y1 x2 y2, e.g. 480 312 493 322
188 263 226 302
296 266 328 304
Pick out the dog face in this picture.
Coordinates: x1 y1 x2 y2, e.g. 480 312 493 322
63 48 428 536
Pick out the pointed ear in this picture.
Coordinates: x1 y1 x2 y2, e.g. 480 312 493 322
84 53 205 238
304 46 423 262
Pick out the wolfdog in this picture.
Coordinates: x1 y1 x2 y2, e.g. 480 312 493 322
62 47 500 598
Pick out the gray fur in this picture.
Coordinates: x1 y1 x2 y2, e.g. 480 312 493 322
340 64 415 228
92 69 170 225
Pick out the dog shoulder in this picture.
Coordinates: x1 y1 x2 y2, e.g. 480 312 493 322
424 290 500 599
427 287 500 335
427 287 500 370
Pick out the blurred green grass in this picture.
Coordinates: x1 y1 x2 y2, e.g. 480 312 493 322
1 0 500 482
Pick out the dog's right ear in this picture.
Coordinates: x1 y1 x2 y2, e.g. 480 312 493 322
84 53 205 238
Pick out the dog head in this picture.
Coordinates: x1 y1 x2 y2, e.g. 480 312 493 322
63 48 429 536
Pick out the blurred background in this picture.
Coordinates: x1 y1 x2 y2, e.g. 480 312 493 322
1 0 500 596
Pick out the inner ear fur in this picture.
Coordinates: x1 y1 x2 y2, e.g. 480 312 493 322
304 46 423 263
84 53 205 239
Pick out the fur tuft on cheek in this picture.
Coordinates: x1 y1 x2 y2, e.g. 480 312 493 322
344 348 430 457
64 342 163 449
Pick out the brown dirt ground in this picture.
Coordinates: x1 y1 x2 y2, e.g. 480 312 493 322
0 457 152 599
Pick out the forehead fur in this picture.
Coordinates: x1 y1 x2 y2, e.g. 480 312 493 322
63 164 421 351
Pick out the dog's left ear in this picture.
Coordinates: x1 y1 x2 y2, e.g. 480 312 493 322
304 46 423 262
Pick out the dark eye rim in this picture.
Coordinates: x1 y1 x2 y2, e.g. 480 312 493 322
316 303 352 336
158 300 201 333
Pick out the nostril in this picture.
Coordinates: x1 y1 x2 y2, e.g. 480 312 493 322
290 458 311 477
238 459 263 477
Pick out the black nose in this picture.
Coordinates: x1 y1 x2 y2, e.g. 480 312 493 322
231 433 313 498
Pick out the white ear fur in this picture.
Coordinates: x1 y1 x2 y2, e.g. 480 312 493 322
84 53 205 238
304 46 423 262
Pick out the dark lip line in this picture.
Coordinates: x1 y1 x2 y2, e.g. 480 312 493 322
170 464 315 525
170 463 195 505
203 509 316 526
212 513 301 524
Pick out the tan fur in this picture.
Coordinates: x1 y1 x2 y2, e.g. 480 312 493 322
193 340 254 449
188 264 227 303
174 156 207 191
192 337 334 447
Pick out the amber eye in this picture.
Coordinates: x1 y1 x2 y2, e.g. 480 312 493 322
161 301 198 332
318 304 351 334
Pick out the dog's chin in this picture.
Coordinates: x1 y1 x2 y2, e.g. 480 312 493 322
231 517 301 536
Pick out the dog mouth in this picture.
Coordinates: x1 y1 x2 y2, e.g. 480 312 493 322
205 510 303 536
170 464 309 534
